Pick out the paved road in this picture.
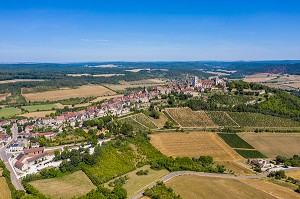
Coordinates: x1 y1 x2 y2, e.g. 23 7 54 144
0 123 24 190
131 168 300 199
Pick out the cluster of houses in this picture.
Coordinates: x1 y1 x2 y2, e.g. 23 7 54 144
192 76 226 91
14 147 48 171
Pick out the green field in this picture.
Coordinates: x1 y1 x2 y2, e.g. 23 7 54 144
105 165 169 198
206 111 238 127
21 103 58 112
0 107 21 118
234 149 267 158
218 133 254 149
131 113 158 129
226 112 300 127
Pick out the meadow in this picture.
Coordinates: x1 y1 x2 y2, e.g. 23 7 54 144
238 132 300 158
0 107 21 118
29 171 96 199
21 103 58 112
22 85 116 102
149 132 242 161
166 175 300 199
164 108 216 128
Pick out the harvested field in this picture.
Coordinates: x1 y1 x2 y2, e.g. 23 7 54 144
104 79 165 91
166 175 300 199
105 165 169 198
90 94 123 103
18 110 55 118
29 170 96 199
149 132 242 161
287 170 300 180
67 73 125 77
218 161 255 175
243 73 278 83
22 85 116 102
206 111 239 127
0 177 11 199
226 112 300 128
0 107 21 118
0 79 44 84
165 107 217 128
238 132 300 158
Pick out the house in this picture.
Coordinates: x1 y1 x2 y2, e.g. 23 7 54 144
0 134 9 145
31 142 40 148
24 147 44 156
31 132 55 140
15 160 26 171
26 152 48 166
7 143 24 152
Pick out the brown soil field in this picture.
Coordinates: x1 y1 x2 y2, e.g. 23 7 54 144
0 177 11 199
243 73 278 82
287 170 300 180
165 107 217 128
166 175 300 199
238 132 300 158
104 79 166 91
18 110 55 118
149 132 242 161
90 94 124 103
22 85 116 102
30 170 96 199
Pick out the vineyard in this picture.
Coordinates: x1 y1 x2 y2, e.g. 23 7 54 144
226 112 300 127
164 108 217 128
206 111 239 127
119 113 158 131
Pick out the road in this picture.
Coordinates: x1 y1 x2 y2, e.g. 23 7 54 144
0 123 24 190
130 168 300 199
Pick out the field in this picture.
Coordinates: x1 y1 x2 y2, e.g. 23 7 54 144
149 112 168 129
0 79 44 84
0 176 11 199
119 113 158 130
18 110 55 118
218 133 254 149
166 175 300 199
105 165 169 198
287 170 300 180
226 112 300 128
104 79 165 91
164 108 217 128
0 93 10 101
29 171 96 199
21 103 58 112
243 73 278 82
234 149 267 158
149 132 242 161
90 94 123 103
22 85 116 102
67 73 125 77
239 132 300 158
0 107 21 118
206 111 239 127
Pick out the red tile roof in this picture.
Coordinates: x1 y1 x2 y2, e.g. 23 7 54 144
24 147 44 155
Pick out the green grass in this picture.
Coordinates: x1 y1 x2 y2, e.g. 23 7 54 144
218 133 254 149
234 149 267 158
226 112 300 127
206 111 238 127
105 165 169 198
0 107 21 118
21 104 58 112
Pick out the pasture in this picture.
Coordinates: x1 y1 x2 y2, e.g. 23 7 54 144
0 107 21 118
166 175 300 199
226 112 300 128
149 132 242 161
105 165 169 198
238 132 300 158
0 176 11 199
21 103 58 112
29 171 96 199
164 107 217 128
22 85 116 102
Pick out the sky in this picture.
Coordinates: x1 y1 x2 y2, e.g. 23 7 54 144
0 0 300 62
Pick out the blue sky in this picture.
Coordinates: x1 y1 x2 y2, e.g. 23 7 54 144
0 0 300 62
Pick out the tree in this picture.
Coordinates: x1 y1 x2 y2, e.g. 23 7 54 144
54 149 61 161
112 186 127 199
164 121 174 129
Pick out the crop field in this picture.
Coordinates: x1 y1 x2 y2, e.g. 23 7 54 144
29 171 96 199
166 175 300 199
206 111 239 127
287 170 300 180
119 113 158 130
238 132 300 158
21 103 58 112
234 149 267 158
226 112 300 127
104 79 165 91
105 165 169 198
149 132 242 161
217 133 254 149
0 107 21 118
164 108 217 128
22 85 116 102
18 110 55 118
0 177 11 199
90 94 123 103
